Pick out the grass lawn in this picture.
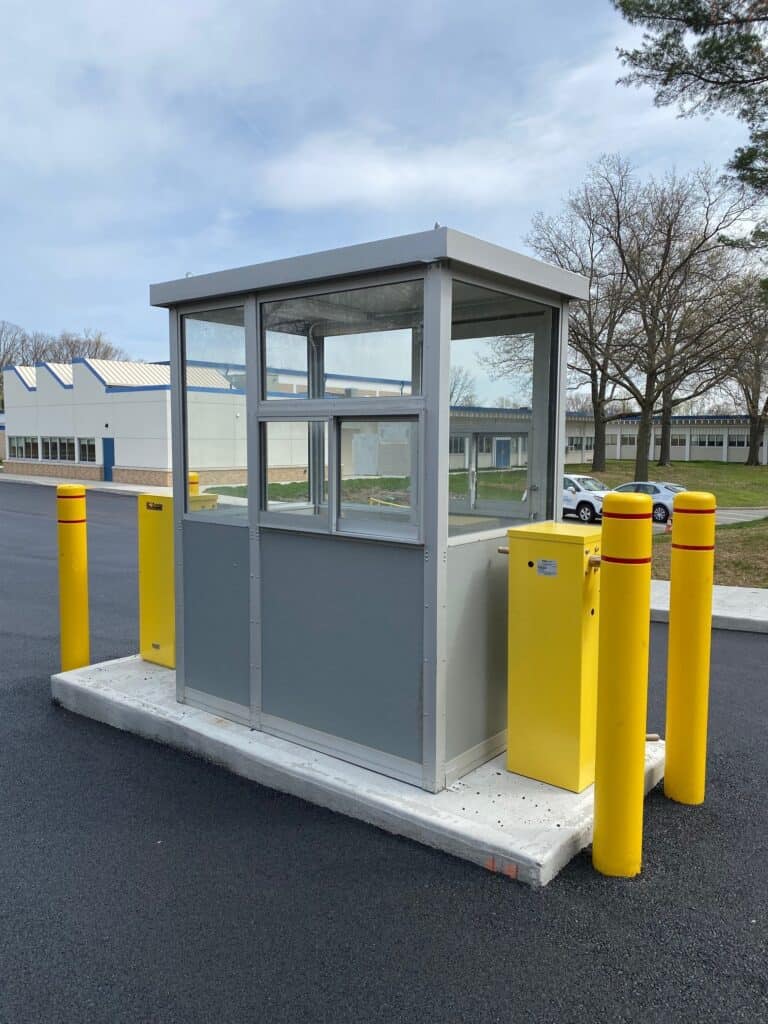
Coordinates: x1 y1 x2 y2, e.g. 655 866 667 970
653 516 768 588
570 460 768 508
208 476 414 503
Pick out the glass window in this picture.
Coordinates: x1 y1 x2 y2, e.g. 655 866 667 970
59 438 75 461
449 435 466 455
707 434 723 447
23 436 39 459
728 434 747 447
41 437 50 460
262 421 328 517
620 434 636 446
338 418 418 535
79 438 96 463
585 436 594 451
671 435 686 447
451 280 549 410
606 434 617 445
478 435 493 454
262 280 423 400
614 483 636 492
182 306 246 516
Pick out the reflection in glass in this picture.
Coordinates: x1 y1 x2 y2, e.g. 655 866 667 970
182 306 246 516
339 419 417 529
261 280 423 400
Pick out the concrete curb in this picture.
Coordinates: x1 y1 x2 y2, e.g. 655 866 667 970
651 580 768 634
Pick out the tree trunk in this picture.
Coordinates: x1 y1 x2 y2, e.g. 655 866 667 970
746 415 763 466
592 406 607 472
657 391 673 466
634 405 653 481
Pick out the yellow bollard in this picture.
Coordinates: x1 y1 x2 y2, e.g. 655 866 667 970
664 491 716 805
592 492 653 877
57 484 90 671
188 471 199 496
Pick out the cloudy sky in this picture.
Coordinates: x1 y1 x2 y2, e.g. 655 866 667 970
2 0 747 361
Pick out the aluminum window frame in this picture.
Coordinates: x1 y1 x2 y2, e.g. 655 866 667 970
258 270 427 406
177 296 250 526
253 268 428 545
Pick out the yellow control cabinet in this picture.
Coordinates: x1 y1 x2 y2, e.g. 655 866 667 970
138 494 176 668
506 522 601 792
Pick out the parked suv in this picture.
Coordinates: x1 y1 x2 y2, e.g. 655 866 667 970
612 481 686 523
562 474 610 523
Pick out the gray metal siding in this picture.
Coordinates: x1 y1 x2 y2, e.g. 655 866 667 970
182 520 250 708
446 537 508 761
260 531 424 762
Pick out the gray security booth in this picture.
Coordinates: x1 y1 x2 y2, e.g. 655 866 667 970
150 228 587 793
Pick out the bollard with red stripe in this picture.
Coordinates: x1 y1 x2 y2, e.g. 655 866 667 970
592 491 653 877
57 484 90 671
664 491 716 805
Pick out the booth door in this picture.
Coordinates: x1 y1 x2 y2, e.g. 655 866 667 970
449 431 530 519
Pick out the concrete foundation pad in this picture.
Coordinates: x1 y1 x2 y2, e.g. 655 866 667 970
51 655 665 887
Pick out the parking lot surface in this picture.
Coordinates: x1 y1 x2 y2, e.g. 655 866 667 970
0 481 766 1024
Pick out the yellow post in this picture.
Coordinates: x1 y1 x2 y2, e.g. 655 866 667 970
57 484 90 671
592 492 652 878
664 491 716 805
188 471 199 496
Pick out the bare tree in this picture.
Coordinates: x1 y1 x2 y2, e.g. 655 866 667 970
725 274 768 464
592 158 753 477
449 366 478 406
0 321 25 408
525 159 639 471
47 329 128 362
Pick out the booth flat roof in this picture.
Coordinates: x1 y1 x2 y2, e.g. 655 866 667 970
149 227 589 308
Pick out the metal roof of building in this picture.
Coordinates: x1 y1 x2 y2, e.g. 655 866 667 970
12 366 37 388
45 363 73 386
82 360 233 390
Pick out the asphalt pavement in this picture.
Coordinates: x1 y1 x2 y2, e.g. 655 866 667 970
0 480 766 1024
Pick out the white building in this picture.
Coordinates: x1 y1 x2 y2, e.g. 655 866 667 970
2 359 246 486
3 357 766 486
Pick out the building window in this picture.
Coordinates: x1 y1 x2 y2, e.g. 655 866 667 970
620 434 636 447
671 435 686 447
728 434 747 448
8 436 22 458
79 438 96 462
606 434 617 445
585 436 594 451
707 434 723 447
478 435 493 454
338 418 418 538
57 437 76 461
449 435 466 455
567 436 584 451
23 436 39 459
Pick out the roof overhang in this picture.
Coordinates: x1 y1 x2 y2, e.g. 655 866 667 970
149 227 589 308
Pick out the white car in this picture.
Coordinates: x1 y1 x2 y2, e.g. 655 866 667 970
562 474 610 523
612 481 687 523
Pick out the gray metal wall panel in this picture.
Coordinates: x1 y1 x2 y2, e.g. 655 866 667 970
182 520 250 708
446 537 508 761
260 531 424 763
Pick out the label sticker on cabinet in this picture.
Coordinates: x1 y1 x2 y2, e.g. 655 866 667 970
536 559 558 577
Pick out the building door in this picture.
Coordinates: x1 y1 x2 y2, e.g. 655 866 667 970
102 437 115 482
494 438 511 468
448 431 529 519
